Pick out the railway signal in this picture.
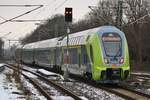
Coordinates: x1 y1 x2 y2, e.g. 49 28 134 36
65 7 72 22
64 7 72 79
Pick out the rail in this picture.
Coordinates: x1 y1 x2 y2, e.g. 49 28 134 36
5 64 82 100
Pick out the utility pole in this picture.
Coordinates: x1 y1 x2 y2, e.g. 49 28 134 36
55 23 58 67
55 24 58 38
6 39 20 61
116 0 123 29
8 40 11 60
0 32 12 59
38 32 41 41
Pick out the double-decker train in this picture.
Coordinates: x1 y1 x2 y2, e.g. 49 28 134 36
15 26 130 83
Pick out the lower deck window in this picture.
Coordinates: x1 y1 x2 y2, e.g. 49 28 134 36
64 48 78 64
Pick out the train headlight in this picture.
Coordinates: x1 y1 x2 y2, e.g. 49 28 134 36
119 58 124 64
104 58 109 64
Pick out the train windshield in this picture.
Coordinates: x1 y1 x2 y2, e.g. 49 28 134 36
102 33 122 57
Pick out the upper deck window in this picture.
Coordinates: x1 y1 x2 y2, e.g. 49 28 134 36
102 33 122 57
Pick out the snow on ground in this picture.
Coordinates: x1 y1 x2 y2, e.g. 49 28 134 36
0 67 25 100
20 64 37 72
37 69 64 80
0 63 5 67
37 69 59 76
51 96 88 100
0 64 47 100
132 72 150 76
51 96 74 100
0 63 126 100
131 71 150 96
61 82 124 100
22 71 37 78
20 75 47 100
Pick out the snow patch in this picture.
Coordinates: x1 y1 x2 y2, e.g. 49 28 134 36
51 96 74 100
0 68 25 100
51 96 88 100
37 69 57 76
0 63 6 67
22 72 37 78
147 89 150 91
21 75 46 100
132 72 150 76
37 69 64 80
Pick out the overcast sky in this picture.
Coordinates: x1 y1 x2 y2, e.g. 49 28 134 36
0 0 99 48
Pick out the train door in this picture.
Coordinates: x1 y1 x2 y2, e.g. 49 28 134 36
81 45 91 76
62 47 80 75
50 48 54 67
69 46 83 75
56 47 62 66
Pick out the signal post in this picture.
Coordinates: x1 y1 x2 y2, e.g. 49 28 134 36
64 7 72 79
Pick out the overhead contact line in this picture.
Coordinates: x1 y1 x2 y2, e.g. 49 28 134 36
0 5 43 25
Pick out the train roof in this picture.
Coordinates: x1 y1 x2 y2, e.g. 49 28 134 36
23 37 59 49
60 25 123 46
23 42 37 49
22 25 123 49
15 45 24 50
97 26 124 36
60 26 101 46
34 37 59 49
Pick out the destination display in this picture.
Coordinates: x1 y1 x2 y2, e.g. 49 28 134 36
102 33 121 42
102 37 121 41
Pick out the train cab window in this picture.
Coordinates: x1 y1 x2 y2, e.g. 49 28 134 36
102 33 122 57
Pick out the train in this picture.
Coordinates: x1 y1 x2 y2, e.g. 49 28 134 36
15 26 130 83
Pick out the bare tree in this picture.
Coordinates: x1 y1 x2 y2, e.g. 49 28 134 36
124 0 150 68
21 14 67 44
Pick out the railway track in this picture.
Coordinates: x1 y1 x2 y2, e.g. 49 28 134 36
70 73 150 100
98 85 150 100
131 72 150 78
6 63 124 99
55 71 150 100
5 64 83 100
6 63 150 100
130 72 150 83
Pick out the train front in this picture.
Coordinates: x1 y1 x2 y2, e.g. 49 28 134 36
96 26 130 83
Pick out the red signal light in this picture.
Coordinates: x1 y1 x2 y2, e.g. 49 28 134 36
65 7 72 22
